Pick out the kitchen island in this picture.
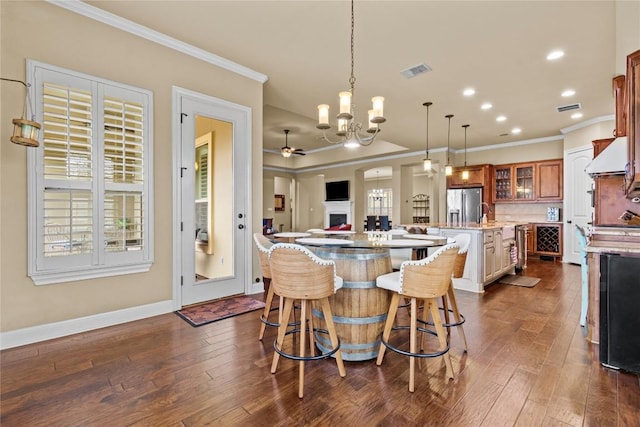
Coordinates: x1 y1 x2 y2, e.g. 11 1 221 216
400 222 525 293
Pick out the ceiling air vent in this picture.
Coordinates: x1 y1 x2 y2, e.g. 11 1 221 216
556 103 582 113
401 63 432 79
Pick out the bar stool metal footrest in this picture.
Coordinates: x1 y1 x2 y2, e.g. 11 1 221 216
273 327 341 361
380 324 450 359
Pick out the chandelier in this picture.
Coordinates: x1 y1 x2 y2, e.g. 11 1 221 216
316 0 385 148
370 171 383 201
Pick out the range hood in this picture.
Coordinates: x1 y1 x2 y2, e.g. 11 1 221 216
585 136 627 176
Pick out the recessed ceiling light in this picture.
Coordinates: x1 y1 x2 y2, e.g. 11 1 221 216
562 89 576 97
496 115 507 122
463 88 475 96
547 50 565 60
511 127 522 134
571 112 583 119
481 103 492 110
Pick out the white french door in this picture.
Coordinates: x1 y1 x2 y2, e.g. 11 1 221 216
173 88 251 307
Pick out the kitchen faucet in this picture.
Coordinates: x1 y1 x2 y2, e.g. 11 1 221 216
477 202 492 223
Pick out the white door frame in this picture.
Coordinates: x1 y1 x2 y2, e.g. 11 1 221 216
171 86 253 310
563 144 594 264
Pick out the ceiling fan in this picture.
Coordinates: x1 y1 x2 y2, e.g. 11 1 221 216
281 129 305 157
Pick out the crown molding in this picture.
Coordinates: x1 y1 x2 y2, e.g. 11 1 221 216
560 114 614 134
47 0 268 84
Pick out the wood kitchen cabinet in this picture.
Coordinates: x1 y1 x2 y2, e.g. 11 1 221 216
528 223 562 260
493 164 535 202
493 159 562 202
613 75 627 138
447 164 491 188
536 159 563 201
626 49 640 197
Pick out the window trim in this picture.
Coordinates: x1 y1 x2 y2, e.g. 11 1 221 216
27 60 154 285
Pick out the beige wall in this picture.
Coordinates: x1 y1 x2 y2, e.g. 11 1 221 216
0 2 263 332
564 120 615 151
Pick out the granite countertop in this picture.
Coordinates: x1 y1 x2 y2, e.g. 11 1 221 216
586 226 640 253
586 241 640 254
401 222 528 231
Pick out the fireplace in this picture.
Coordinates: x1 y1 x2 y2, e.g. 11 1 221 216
329 214 348 227
323 201 353 228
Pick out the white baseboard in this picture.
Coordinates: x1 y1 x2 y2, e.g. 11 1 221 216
0 300 173 350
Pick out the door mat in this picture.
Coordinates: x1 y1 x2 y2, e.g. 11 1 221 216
176 295 265 327
498 275 541 288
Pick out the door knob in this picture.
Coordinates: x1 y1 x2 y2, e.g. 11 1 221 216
238 224 245 229
566 220 572 224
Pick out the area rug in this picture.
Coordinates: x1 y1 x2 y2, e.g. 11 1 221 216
176 295 265 327
498 275 541 288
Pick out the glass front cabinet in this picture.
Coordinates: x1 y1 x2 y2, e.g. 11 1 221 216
493 164 535 202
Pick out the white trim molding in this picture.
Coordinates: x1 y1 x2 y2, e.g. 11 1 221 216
0 300 174 350
47 0 268 84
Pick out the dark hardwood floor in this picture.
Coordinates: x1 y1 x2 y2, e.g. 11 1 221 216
1 259 639 426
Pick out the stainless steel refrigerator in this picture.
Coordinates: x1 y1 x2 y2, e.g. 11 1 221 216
446 188 483 225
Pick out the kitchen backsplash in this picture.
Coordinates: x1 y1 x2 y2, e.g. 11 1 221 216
495 203 563 223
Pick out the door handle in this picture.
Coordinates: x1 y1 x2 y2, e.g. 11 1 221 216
238 224 245 229
566 220 572 224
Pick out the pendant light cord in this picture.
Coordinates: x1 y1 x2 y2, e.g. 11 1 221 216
423 102 432 157
463 124 469 167
445 114 454 163
1 77 35 120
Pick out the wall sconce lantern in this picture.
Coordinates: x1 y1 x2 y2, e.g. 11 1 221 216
1 77 41 147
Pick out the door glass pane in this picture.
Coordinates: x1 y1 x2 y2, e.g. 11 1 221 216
194 116 234 282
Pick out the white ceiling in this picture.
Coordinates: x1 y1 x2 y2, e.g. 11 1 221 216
88 1 620 167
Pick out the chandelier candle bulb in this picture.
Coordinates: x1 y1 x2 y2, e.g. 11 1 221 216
371 97 385 123
317 104 330 129
338 91 353 119
337 118 348 136
367 109 377 132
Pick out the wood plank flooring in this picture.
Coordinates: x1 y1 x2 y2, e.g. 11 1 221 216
1 259 639 426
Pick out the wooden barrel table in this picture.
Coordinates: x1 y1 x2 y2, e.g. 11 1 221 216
311 247 392 361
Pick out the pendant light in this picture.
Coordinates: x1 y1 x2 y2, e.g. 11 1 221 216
444 114 454 176
422 101 433 171
461 124 470 181
1 77 41 147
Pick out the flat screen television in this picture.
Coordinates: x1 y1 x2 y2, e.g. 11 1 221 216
325 180 349 201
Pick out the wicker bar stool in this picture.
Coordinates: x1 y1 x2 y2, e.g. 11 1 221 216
432 233 470 351
254 233 279 341
268 243 346 398
376 244 459 392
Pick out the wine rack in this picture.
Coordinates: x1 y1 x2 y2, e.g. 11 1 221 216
535 224 561 256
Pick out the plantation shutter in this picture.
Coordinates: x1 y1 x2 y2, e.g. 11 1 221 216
41 81 94 260
29 61 153 284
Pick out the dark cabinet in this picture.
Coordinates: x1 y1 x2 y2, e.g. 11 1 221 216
599 253 640 374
